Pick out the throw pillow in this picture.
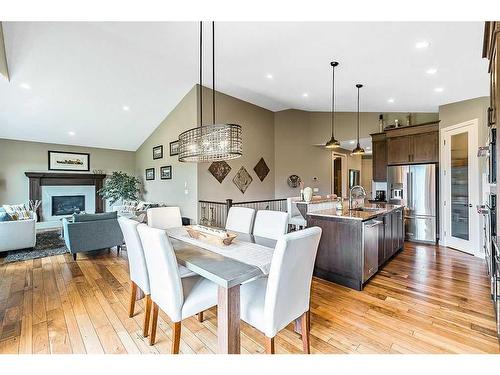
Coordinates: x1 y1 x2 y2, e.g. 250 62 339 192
0 210 12 222
122 200 138 213
3 204 31 220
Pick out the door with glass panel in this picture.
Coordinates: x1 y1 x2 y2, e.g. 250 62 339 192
442 121 479 254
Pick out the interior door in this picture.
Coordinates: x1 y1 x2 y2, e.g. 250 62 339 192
442 121 480 255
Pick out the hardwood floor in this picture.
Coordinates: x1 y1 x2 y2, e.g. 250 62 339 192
0 241 499 354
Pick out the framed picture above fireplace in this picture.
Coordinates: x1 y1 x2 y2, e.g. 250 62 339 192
48 151 90 172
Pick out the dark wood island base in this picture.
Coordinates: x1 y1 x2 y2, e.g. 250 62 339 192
307 204 404 291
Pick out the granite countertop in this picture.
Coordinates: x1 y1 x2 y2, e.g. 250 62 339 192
296 197 338 205
307 203 403 221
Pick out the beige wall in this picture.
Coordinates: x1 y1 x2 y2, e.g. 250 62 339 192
274 109 437 198
0 138 135 205
135 86 199 221
197 86 275 203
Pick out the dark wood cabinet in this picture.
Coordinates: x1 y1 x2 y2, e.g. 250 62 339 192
371 133 387 182
387 136 411 165
411 132 439 163
378 207 404 266
386 122 439 165
371 122 439 179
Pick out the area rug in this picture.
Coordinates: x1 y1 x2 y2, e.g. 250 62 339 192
1 230 68 264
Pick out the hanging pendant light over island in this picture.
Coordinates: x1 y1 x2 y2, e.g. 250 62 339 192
325 61 340 149
178 22 242 163
351 83 365 156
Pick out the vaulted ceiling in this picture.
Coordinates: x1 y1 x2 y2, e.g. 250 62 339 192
0 22 488 151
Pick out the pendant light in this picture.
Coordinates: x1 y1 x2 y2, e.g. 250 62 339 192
325 61 340 149
178 22 242 163
351 83 365 155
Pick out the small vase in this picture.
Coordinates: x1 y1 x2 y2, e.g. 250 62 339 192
303 187 313 202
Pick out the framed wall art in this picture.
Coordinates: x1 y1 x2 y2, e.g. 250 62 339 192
48 151 90 172
153 145 163 160
145 168 155 181
160 165 172 180
170 140 179 156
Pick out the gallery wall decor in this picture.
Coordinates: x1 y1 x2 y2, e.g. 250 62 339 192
233 166 252 194
287 174 301 188
160 165 172 180
208 161 231 183
145 168 155 181
48 151 90 172
153 145 163 160
253 157 270 182
170 140 179 156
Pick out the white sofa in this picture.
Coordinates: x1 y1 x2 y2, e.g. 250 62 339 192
0 213 37 253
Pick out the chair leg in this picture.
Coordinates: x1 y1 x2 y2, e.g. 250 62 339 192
300 311 310 354
197 311 204 322
149 302 159 346
143 295 152 337
129 281 137 318
117 245 121 255
265 336 275 354
171 322 181 354
72 253 77 261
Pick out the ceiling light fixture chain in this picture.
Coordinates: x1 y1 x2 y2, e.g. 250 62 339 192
178 21 242 163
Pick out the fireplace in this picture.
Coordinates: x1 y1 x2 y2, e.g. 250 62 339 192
51 195 86 216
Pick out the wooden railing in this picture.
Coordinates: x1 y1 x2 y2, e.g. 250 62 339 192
198 198 287 228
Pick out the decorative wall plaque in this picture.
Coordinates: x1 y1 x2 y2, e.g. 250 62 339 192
208 161 231 183
287 174 301 188
233 166 253 194
253 157 270 182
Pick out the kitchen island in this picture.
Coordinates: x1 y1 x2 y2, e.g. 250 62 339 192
307 203 404 290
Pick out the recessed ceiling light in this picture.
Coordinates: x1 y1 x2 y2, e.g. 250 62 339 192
434 87 444 93
415 41 430 49
426 68 438 75
387 98 395 103
302 93 309 98
122 105 130 111
349 140 356 144
266 73 273 79
68 131 75 136
19 83 31 90
366 146 371 150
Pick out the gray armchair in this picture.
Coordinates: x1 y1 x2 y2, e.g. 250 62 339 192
63 212 123 260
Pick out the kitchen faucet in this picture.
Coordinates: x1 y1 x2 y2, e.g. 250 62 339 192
349 185 367 210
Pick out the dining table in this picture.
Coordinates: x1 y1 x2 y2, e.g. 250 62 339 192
165 227 277 354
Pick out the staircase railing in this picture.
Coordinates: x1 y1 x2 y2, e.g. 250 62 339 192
198 198 287 228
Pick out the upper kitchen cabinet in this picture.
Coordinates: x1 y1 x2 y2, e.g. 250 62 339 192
371 132 387 182
386 122 439 165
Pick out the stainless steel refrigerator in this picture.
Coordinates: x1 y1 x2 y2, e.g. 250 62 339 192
387 164 437 243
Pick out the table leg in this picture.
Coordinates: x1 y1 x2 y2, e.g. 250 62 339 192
217 285 240 354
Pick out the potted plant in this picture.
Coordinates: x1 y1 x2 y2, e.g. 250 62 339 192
98 171 141 208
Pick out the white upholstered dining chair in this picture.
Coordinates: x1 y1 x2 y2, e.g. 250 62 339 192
137 224 218 353
118 217 152 337
147 207 183 230
252 210 289 240
239 226 322 354
286 197 307 230
225 206 256 233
